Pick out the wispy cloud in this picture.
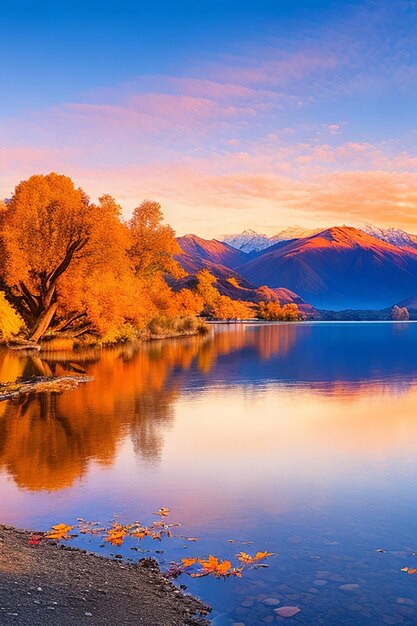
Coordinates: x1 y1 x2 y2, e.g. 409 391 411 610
1 0 417 235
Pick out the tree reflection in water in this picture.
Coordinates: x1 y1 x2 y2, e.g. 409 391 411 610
1 322 415 492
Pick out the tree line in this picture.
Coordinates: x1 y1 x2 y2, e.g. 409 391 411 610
0 173 302 344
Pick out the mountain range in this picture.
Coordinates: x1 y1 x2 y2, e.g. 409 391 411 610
222 224 417 254
222 227 320 253
176 225 417 311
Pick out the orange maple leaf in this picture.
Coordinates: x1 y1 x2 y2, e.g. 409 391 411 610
254 551 274 561
181 558 198 569
236 551 254 564
105 523 127 546
46 523 74 540
199 555 233 577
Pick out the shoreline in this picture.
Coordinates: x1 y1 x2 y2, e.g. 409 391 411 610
0 524 210 626
0 326 209 352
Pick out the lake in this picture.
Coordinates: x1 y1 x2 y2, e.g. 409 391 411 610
1 322 417 624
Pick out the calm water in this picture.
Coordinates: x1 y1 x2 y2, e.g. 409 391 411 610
1 323 417 624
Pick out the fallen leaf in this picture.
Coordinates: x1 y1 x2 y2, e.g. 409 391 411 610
237 552 254 564
46 524 74 540
150 532 162 540
254 551 274 561
105 523 127 546
156 508 170 517
181 558 198 569
28 534 43 546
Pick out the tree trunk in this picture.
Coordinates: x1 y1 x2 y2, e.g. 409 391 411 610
30 303 59 342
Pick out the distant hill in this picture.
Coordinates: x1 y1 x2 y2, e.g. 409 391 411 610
397 293 417 312
235 226 417 309
177 234 247 269
175 234 316 316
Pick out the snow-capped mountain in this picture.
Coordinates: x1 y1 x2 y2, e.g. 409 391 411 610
222 229 276 253
222 227 319 253
361 224 417 249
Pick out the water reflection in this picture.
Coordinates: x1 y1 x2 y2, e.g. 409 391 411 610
2 323 417 625
0 322 417 493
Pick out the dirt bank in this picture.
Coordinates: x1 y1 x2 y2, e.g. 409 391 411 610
0 525 210 626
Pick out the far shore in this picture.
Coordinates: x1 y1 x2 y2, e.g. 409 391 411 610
0 524 210 626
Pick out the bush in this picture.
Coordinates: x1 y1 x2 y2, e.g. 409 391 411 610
146 314 204 337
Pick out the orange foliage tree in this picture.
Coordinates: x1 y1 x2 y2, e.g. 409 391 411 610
128 200 184 280
257 301 302 321
0 175 191 342
0 175 140 340
196 270 253 319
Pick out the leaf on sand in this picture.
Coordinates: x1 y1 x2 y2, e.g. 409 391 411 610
28 534 43 546
275 606 301 618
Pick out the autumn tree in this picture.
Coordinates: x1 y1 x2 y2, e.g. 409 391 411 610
257 301 301 321
0 174 94 339
195 270 253 319
174 288 204 316
391 305 410 321
0 174 138 341
128 200 184 279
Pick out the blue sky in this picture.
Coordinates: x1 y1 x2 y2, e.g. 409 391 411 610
1 0 417 236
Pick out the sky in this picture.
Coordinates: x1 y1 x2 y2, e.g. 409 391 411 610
1 0 417 238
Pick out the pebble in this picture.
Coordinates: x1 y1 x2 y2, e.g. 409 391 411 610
396 598 415 606
338 583 360 591
274 606 301 618
262 597 280 606
85 612 93 617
